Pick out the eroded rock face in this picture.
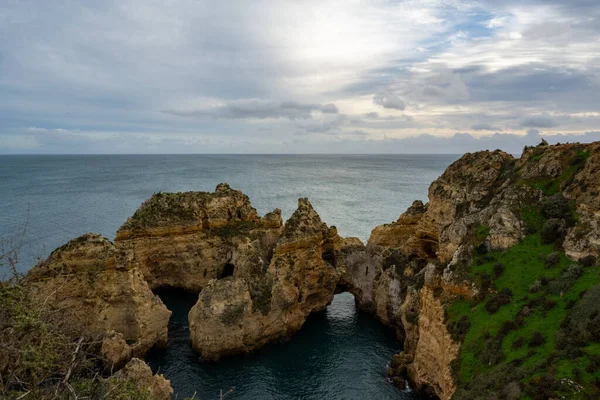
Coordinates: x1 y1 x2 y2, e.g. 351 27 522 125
339 142 599 399
115 184 283 292
188 198 340 360
25 234 171 360
112 358 173 400
562 142 600 260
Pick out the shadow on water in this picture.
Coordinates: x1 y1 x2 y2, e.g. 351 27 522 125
147 289 420 400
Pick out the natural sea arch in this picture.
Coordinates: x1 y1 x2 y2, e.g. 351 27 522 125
146 287 418 400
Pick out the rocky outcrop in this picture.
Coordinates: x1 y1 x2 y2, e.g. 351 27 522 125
25 234 171 361
338 142 600 400
115 184 282 292
562 142 600 261
111 358 173 400
188 198 341 360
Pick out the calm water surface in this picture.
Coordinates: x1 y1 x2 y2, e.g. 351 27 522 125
0 154 458 399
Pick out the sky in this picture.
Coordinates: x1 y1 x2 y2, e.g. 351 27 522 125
1 0 599 154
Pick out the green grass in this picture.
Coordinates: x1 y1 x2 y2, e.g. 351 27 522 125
447 204 600 397
210 221 258 238
522 149 590 196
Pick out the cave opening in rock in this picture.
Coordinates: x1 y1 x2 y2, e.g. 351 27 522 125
147 286 199 366
218 262 235 279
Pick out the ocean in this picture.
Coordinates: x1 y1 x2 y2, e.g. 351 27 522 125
0 154 458 399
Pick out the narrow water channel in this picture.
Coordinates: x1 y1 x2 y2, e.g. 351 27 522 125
147 289 419 400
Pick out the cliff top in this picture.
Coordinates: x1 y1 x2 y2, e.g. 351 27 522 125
117 183 259 233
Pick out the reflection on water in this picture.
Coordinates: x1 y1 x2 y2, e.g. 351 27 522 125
147 290 419 400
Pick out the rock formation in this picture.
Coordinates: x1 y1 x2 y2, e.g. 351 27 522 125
188 197 341 359
115 183 283 292
337 142 600 399
22 141 600 399
111 358 173 400
25 233 171 364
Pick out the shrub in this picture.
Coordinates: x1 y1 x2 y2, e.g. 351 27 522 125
480 272 493 295
249 280 273 315
529 280 542 293
513 336 526 349
541 194 571 220
541 218 565 244
220 303 246 325
480 335 503 365
542 299 556 312
580 255 597 267
502 381 522 400
544 252 560 268
485 289 511 314
499 320 518 336
450 315 471 341
493 263 505 278
564 264 584 279
525 374 561 400
529 331 545 347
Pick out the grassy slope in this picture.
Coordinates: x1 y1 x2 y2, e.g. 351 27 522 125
447 207 600 399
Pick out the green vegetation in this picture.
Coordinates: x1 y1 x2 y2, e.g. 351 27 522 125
249 280 273 315
447 204 600 399
523 148 590 196
0 279 163 399
1 232 163 399
220 303 246 325
121 191 207 231
210 221 258 238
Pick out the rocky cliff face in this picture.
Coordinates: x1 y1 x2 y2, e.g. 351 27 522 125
115 183 282 292
111 358 173 400
25 233 171 365
338 142 600 399
188 198 341 359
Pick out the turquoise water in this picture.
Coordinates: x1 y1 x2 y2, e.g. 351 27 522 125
0 154 458 399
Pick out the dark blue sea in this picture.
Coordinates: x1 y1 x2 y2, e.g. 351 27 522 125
0 154 458 400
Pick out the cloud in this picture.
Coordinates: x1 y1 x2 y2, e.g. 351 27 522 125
521 113 559 128
373 92 406 110
280 131 600 154
165 99 335 120
471 123 502 131
321 103 339 114
0 1 599 153
347 129 369 136
3 126 599 155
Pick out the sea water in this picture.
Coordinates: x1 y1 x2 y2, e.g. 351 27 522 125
0 154 458 399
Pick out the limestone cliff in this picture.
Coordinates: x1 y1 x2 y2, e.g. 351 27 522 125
115 183 283 292
188 198 341 359
338 142 600 399
25 233 171 365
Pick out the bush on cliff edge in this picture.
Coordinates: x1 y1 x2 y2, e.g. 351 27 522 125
0 232 159 399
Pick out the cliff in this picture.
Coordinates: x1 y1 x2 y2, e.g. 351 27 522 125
339 141 600 399
188 198 341 359
25 233 171 368
20 141 600 399
114 184 341 360
114 183 283 292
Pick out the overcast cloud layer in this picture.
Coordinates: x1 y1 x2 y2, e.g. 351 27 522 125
1 0 599 154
